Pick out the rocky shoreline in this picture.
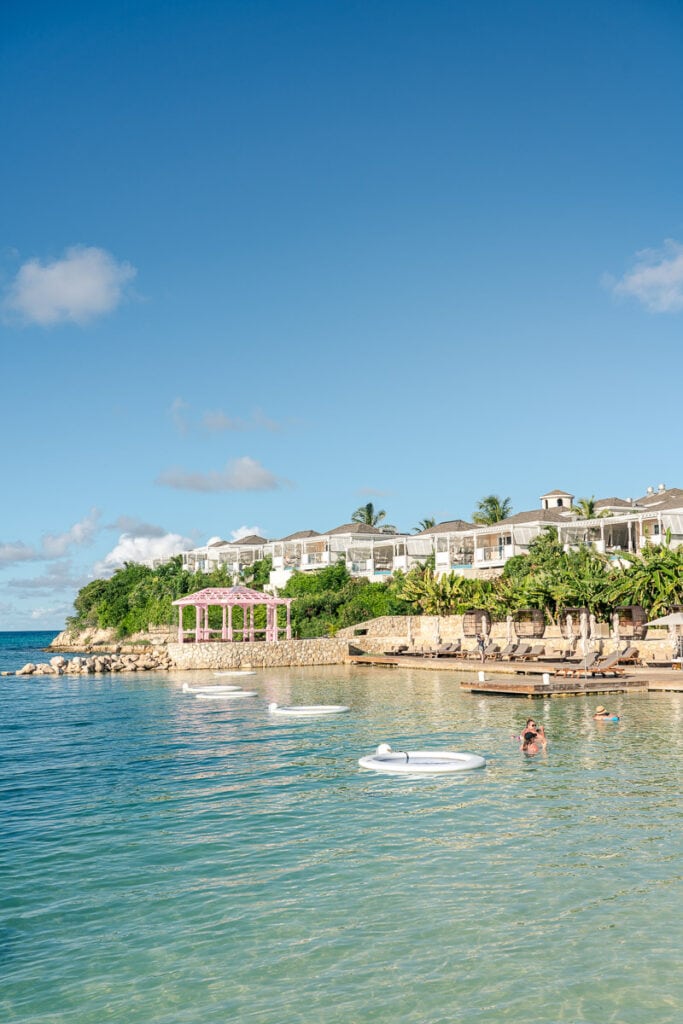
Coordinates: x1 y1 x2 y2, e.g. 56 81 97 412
12 649 174 677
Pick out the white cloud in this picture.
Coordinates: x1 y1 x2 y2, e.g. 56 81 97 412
230 525 262 541
156 456 282 492
94 531 194 575
608 239 683 312
4 245 136 326
0 541 40 565
41 508 101 558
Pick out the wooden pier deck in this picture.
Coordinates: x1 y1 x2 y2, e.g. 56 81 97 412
347 652 681 696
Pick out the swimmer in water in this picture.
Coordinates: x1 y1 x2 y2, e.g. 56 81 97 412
593 705 618 721
520 723 547 755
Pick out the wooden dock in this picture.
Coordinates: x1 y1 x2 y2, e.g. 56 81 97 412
459 677 648 698
346 651 679 696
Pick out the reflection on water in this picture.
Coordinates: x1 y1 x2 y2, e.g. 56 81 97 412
1 666 682 1023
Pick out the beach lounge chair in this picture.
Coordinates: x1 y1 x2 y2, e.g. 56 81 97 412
424 643 458 658
516 644 546 661
580 652 625 678
508 644 532 661
497 643 518 660
483 642 500 659
385 645 409 656
617 646 640 665
554 652 599 677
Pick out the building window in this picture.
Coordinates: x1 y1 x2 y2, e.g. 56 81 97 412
557 499 563 506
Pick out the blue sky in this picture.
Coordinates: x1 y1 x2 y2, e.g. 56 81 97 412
2 0 683 629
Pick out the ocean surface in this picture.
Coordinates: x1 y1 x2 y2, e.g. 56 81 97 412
1 632 682 1023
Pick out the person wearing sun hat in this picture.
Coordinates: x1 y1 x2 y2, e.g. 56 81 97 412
594 705 618 721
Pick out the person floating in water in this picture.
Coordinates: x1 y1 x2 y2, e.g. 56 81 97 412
519 718 547 755
593 705 619 721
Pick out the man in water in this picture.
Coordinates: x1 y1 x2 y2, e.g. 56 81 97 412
519 718 547 755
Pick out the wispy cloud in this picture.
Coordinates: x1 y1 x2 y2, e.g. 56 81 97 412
106 515 167 539
4 246 136 326
169 397 190 435
0 541 41 566
6 561 88 595
606 239 683 312
41 508 101 558
201 408 284 433
0 509 101 567
356 487 393 498
156 456 283 492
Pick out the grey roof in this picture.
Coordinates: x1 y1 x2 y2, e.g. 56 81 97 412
539 488 574 497
595 497 632 508
479 508 569 528
207 538 232 547
635 488 683 511
233 534 268 546
325 522 385 536
418 519 475 535
279 530 320 542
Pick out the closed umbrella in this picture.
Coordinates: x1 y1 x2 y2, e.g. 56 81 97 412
566 613 575 648
580 611 589 658
506 614 514 644
612 612 620 645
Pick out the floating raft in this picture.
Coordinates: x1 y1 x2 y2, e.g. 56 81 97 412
460 677 648 699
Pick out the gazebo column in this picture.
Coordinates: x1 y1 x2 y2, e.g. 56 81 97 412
228 604 233 641
222 605 227 641
178 606 183 644
249 605 255 642
195 604 201 643
205 605 210 641
286 601 292 640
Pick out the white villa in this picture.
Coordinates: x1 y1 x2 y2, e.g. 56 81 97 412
148 485 683 588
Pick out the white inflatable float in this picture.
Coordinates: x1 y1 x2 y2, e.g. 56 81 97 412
195 690 257 700
268 702 350 716
358 743 486 774
213 671 257 677
182 683 242 693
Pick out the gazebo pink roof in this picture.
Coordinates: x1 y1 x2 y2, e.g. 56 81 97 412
173 586 290 607
172 586 292 644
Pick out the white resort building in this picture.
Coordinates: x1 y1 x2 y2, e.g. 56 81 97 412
149 485 683 588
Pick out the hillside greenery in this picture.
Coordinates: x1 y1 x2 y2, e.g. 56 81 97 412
66 529 683 638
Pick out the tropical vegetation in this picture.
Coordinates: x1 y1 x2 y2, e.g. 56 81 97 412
472 494 512 525
351 502 386 526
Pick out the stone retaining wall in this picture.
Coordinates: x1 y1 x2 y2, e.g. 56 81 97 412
169 637 352 671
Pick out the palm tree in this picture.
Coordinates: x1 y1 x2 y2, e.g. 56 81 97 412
413 517 436 533
472 495 512 525
571 496 612 519
351 502 386 527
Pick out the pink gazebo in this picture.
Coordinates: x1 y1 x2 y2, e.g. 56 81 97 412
173 586 292 644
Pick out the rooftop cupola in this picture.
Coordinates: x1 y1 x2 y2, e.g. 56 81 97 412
539 489 574 510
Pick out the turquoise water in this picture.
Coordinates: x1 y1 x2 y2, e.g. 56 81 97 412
2 660 682 1023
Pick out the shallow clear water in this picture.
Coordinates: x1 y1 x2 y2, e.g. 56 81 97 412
1 664 682 1023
